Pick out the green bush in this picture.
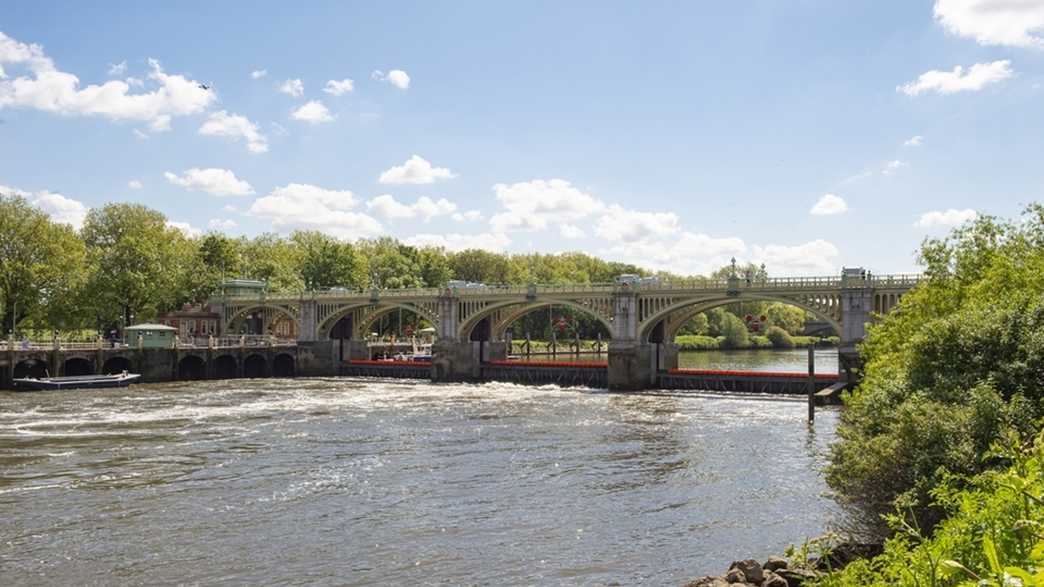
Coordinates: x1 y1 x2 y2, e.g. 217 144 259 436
766 326 795 349
719 312 750 349
750 335 773 348
674 334 721 350
817 430 1044 586
826 205 1044 538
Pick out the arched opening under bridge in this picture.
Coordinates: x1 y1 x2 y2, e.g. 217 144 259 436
225 306 299 339
322 303 437 360
102 356 131 374
462 300 612 364
272 353 295 377
243 354 269 378
178 355 207 380
214 355 238 379
63 357 94 376
14 359 49 379
641 296 842 374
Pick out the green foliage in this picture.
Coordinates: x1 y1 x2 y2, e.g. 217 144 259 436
674 334 721 350
81 203 195 326
719 312 750 349
766 325 796 349
0 193 87 332
291 230 365 290
827 205 1044 537
765 303 807 335
677 313 710 336
817 431 1044 586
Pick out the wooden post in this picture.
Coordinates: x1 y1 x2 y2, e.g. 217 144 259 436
807 346 815 423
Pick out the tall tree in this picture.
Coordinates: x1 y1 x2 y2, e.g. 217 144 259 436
240 233 304 292
0 194 87 334
81 203 191 327
291 230 365 290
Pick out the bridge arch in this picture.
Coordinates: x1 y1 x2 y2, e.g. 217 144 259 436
272 353 295 377
458 298 614 341
243 354 269 378
178 355 207 380
63 357 94 376
102 356 131 374
213 354 238 379
13 359 49 379
318 302 439 341
223 304 299 338
639 294 843 343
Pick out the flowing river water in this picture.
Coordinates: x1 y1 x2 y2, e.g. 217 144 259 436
1 350 840 586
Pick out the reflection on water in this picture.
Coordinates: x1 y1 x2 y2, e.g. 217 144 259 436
0 378 839 585
678 348 840 373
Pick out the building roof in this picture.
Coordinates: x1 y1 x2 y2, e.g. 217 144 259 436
125 323 178 331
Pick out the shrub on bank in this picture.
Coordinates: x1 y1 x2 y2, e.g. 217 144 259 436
826 205 1044 538
674 335 721 350
816 430 1044 586
719 313 750 349
766 326 795 349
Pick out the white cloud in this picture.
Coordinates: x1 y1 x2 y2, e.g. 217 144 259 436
934 0 1044 48
324 78 354 95
0 33 215 131
290 100 333 123
378 155 456 185
208 218 238 230
452 210 483 223
164 168 253 196
248 183 382 239
489 179 604 232
222 204 238 213
904 135 924 147
198 110 269 153
560 224 587 239
603 232 747 276
371 69 410 89
128 179 142 189
107 60 127 77
594 205 680 242
132 129 149 140
404 232 510 252
250 69 267 80
915 208 978 227
882 160 908 175
750 240 840 274
279 78 303 97
366 194 457 221
35 191 88 229
167 221 201 238
2 183 89 229
810 193 848 216
897 60 1013 96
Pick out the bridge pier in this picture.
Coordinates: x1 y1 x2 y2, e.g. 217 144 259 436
607 341 656 391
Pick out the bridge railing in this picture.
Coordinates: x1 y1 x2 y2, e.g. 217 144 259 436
178 335 297 349
214 273 924 303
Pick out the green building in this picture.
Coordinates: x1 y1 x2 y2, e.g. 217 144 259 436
124 324 178 348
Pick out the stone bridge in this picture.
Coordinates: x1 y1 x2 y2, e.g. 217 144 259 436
209 268 920 390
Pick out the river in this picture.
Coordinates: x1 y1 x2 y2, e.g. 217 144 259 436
0 351 840 586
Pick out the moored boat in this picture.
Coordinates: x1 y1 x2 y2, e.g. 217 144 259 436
13 372 141 391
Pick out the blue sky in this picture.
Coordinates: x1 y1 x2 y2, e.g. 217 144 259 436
2 1 1043 275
